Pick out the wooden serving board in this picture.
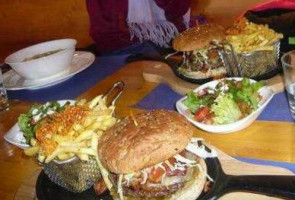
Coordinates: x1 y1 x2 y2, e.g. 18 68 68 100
141 60 285 95
14 148 293 200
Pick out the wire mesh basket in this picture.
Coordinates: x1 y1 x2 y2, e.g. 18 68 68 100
219 42 280 79
40 81 125 193
43 156 101 193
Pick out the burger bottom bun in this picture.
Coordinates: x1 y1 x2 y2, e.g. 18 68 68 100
168 158 207 200
112 159 208 200
179 66 227 80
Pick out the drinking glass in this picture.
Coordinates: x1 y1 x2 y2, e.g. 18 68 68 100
281 50 295 120
0 67 8 112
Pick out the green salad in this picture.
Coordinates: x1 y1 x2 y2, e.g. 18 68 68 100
18 101 70 144
183 78 263 125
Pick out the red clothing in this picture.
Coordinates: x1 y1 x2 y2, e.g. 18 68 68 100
238 0 295 19
86 0 190 53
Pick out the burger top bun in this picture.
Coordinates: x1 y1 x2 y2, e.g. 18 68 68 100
172 23 225 52
98 110 194 174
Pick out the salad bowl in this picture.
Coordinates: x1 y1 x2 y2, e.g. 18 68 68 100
176 78 275 133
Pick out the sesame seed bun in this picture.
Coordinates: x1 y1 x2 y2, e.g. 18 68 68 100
98 110 194 174
172 23 225 52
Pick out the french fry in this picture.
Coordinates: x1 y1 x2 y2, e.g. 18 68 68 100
77 153 89 161
74 130 94 142
59 141 87 148
44 147 97 163
30 138 37 146
83 117 94 127
73 124 84 132
57 153 75 160
38 154 45 163
76 98 86 106
52 135 70 143
95 131 103 139
89 95 103 109
24 146 39 156
226 18 283 53
25 93 117 163
91 133 99 150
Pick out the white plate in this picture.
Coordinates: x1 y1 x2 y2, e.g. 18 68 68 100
176 78 275 134
4 100 75 149
3 51 95 90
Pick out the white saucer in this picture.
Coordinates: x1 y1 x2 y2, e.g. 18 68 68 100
3 51 95 90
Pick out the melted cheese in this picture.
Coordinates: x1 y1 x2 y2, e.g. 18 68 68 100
130 111 138 126
155 162 166 171
174 154 196 165
164 51 179 59
123 173 134 186
196 163 214 182
140 169 148 185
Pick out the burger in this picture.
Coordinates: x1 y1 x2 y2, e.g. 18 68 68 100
97 110 217 200
172 23 227 80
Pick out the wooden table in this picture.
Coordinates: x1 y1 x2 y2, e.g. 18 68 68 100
0 61 295 200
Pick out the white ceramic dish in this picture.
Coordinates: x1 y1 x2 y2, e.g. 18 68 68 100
5 39 77 80
3 51 95 90
4 100 76 149
176 78 275 134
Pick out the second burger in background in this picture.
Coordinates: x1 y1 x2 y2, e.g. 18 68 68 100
97 110 217 200
172 23 227 81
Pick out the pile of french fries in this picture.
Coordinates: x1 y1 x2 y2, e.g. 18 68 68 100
226 18 283 53
24 95 117 163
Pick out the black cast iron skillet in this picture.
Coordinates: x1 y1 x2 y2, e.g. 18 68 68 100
36 157 295 200
126 53 214 85
125 53 282 84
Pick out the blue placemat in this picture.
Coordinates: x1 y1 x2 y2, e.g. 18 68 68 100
135 84 295 172
236 156 295 173
135 83 294 122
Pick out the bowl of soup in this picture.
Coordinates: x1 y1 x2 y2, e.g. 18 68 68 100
5 39 77 80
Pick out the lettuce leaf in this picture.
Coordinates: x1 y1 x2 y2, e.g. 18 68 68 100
17 101 68 144
18 114 34 144
211 94 242 124
227 78 263 110
183 91 215 113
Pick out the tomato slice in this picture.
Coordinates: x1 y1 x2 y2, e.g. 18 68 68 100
162 157 187 176
194 106 210 122
148 167 165 183
94 179 107 195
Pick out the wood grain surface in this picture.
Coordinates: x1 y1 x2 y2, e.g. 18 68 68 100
142 61 285 95
0 0 92 62
0 60 294 200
